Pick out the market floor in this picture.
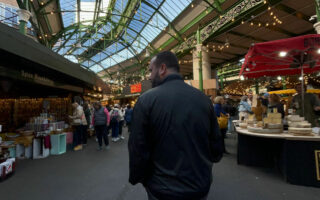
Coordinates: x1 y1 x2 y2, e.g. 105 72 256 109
1 129 320 200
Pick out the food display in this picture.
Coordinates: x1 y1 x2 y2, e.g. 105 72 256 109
247 109 283 134
287 115 313 136
0 98 71 132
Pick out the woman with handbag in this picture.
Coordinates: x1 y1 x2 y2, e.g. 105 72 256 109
214 96 229 154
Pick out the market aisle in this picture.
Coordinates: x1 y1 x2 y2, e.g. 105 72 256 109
1 130 320 200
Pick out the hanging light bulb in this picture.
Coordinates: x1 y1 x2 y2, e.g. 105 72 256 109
250 22 254 26
241 21 244 24
191 4 194 8
279 51 287 57
277 76 282 80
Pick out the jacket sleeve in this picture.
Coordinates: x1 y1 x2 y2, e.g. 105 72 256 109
104 108 110 124
128 98 151 185
209 105 223 163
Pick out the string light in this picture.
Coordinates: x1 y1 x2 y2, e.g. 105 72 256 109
266 23 269 27
232 18 235 22
268 7 271 10
191 4 194 8
270 12 273 16
250 22 254 26
241 21 244 24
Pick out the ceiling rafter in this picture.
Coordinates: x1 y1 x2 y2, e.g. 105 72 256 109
275 3 311 23
36 0 56 14
77 0 80 25
142 0 182 42
79 0 141 58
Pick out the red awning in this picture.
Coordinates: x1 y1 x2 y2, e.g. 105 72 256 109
240 34 320 78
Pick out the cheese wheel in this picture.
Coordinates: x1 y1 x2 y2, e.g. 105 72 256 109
248 126 283 134
267 123 283 129
288 127 312 134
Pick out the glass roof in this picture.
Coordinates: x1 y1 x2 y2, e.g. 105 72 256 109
52 0 192 74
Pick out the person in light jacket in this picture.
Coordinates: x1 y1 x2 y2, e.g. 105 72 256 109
238 96 253 121
69 102 87 151
118 105 126 140
109 104 120 142
92 101 110 150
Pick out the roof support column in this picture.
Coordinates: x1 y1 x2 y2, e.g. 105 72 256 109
193 27 206 92
314 0 320 33
17 0 31 35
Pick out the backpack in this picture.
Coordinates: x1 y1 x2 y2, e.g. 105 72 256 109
111 109 120 123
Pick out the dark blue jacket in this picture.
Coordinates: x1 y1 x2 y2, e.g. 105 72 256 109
125 108 133 123
214 103 227 117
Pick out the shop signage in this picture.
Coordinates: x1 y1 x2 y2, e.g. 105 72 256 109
315 150 320 181
21 70 54 85
131 83 141 93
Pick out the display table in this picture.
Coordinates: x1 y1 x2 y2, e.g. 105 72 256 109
236 127 320 187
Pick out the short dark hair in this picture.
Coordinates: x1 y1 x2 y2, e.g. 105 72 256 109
154 51 180 72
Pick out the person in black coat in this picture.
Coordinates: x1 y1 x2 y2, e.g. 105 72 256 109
128 51 223 200
268 94 285 118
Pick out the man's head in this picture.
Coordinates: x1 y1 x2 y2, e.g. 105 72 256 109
149 51 180 88
295 84 306 94
93 101 101 110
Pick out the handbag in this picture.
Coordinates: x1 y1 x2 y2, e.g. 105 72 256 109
217 113 228 129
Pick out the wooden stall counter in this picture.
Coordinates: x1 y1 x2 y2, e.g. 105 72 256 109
235 127 320 188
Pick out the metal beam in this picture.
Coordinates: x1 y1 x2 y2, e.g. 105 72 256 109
228 31 267 43
51 0 117 51
77 0 80 25
36 0 56 14
70 0 140 58
275 3 311 23
55 29 78 53
142 0 183 42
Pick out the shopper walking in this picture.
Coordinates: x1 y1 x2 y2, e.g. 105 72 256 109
223 97 236 134
214 96 229 154
82 102 91 145
238 95 253 121
69 102 86 151
128 51 223 200
92 102 110 150
124 105 133 133
110 104 120 142
105 105 112 137
118 105 125 140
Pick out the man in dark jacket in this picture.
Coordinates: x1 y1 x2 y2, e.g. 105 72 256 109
128 51 223 200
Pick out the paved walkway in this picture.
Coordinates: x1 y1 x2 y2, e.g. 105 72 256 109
1 129 320 200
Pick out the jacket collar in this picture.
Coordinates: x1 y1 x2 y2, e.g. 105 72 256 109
159 74 182 86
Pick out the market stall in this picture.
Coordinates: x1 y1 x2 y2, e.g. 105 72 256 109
236 34 320 187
